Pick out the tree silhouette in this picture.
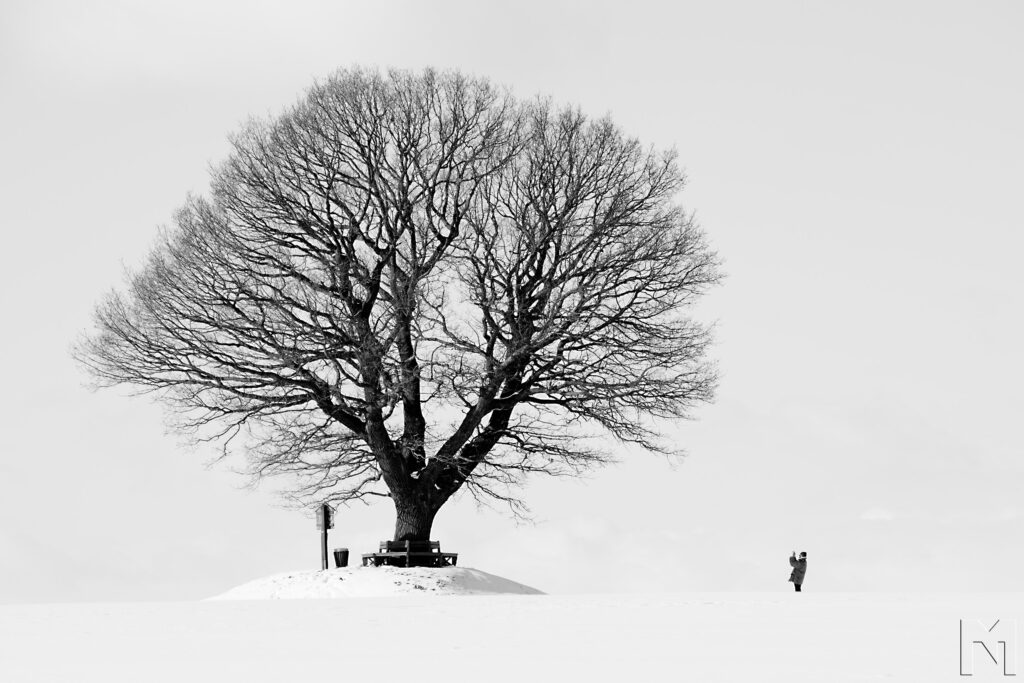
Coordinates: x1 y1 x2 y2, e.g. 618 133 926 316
77 67 720 541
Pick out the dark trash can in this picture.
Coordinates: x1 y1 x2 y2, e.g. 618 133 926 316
333 548 349 568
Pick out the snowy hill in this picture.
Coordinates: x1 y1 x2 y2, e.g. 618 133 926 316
210 566 543 599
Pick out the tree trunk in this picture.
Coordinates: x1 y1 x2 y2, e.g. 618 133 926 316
392 490 438 542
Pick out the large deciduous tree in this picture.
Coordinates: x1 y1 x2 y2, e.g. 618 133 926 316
77 68 721 541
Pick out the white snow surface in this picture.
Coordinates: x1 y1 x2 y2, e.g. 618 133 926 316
3 591 1023 681
210 566 544 599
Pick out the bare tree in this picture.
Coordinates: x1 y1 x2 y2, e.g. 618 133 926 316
76 67 721 541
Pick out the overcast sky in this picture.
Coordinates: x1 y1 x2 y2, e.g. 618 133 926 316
1 0 1022 603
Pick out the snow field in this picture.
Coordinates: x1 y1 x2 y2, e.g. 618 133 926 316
3 588 1023 682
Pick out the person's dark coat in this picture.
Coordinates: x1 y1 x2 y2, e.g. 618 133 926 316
789 555 807 584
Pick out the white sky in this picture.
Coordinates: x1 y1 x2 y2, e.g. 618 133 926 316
1 0 1022 602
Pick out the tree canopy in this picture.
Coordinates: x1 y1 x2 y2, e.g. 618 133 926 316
77 67 720 540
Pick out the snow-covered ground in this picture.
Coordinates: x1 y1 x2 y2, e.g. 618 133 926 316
210 566 544 599
1 570 1022 682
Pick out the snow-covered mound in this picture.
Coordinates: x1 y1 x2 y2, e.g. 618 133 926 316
209 566 543 600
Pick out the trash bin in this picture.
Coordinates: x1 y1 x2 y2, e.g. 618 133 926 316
333 548 349 568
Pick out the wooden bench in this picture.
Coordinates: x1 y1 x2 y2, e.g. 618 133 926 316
362 540 458 568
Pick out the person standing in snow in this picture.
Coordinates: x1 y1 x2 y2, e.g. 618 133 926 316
788 552 807 591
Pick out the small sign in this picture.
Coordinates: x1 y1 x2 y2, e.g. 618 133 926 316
316 504 334 530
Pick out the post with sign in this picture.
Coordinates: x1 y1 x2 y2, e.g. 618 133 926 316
316 503 334 570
